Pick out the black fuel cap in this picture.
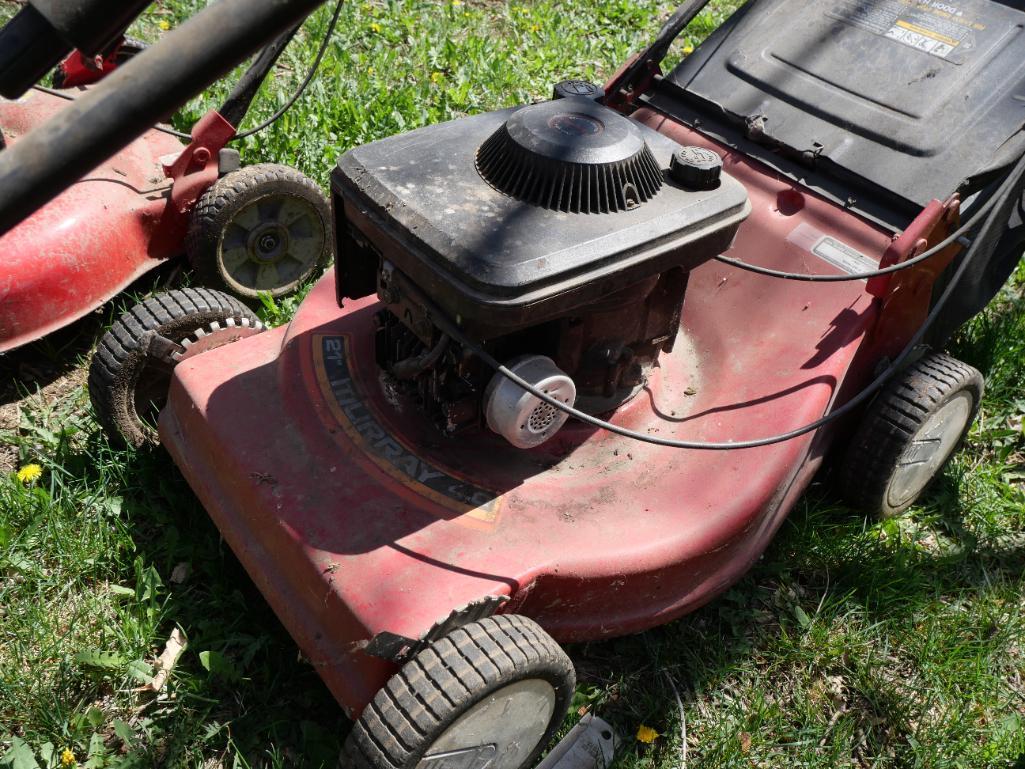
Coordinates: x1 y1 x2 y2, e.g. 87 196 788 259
669 146 723 190
552 79 603 101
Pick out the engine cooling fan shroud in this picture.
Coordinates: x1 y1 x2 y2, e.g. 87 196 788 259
475 97 664 214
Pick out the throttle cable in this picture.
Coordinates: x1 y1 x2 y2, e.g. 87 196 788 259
432 152 1025 450
712 188 1001 282
234 0 342 139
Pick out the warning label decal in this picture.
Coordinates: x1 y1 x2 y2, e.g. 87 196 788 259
315 335 501 524
828 0 987 63
787 223 878 278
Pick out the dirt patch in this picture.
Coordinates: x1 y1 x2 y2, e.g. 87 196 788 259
0 364 88 474
0 436 16 476
1 309 105 473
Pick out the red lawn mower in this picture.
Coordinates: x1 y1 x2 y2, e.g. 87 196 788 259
0 6 338 354
3 0 1025 767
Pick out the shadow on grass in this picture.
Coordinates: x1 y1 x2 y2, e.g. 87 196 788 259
568 283 1025 765
0 318 102 406
568 474 1024 764
100 431 1023 768
95 446 350 767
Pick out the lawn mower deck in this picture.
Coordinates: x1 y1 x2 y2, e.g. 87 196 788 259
157 112 944 717
0 89 183 352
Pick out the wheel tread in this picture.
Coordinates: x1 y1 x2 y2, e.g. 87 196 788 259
442 633 488 691
343 614 574 769
88 288 262 448
837 351 983 517
186 163 331 300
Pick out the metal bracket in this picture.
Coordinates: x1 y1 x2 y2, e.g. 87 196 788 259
536 714 619 769
143 330 184 362
218 148 242 176
745 114 768 142
365 596 509 664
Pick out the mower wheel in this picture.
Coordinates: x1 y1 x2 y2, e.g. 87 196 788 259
838 352 983 518
187 163 332 301
342 614 575 769
89 288 263 448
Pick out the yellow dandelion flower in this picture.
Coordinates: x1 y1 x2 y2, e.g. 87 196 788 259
16 464 42 484
367 66 375 75
636 724 660 744
60 748 76 767
158 19 171 31
682 44 695 55
430 71 443 84
369 21 382 33
530 23 541 32
451 0 463 5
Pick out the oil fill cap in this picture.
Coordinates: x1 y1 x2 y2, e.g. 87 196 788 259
670 146 723 190
552 79 603 101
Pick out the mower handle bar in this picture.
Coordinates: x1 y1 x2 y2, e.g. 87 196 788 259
219 23 304 129
605 0 713 104
0 0 327 238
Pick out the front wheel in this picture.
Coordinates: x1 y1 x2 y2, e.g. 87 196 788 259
88 288 264 448
342 614 575 769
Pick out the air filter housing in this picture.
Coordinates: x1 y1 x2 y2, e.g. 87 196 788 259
332 97 751 334
475 98 663 214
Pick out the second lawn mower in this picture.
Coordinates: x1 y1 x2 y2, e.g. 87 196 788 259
0 13 335 354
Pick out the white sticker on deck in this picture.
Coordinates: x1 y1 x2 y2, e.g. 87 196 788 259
787 223 878 279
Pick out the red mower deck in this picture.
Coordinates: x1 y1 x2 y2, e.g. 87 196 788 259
0 89 183 352
8 2 1021 765
0 18 336 354
159 122 954 718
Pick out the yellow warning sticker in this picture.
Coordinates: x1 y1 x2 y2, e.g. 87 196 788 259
828 0 989 64
886 19 960 57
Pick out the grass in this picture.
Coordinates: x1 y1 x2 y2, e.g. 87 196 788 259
1 0 1024 767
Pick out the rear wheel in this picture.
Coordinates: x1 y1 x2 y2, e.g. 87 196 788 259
343 614 575 769
186 163 332 300
88 288 263 448
838 352 984 517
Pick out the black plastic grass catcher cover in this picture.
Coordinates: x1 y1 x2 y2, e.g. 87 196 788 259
657 0 1025 219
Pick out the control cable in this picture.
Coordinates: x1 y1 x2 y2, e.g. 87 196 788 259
711 187 1002 282
234 0 341 139
434 152 1025 450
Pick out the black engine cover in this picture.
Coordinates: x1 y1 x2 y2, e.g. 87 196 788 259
332 97 750 333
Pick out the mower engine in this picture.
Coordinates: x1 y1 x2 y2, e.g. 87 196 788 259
333 94 750 448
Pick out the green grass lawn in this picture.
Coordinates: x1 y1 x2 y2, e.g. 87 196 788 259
2 0 1025 767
